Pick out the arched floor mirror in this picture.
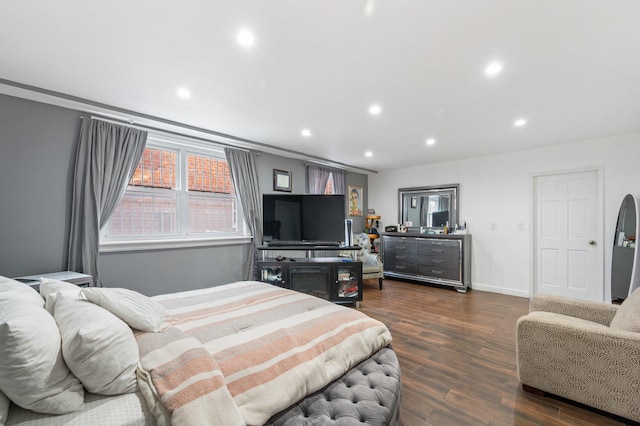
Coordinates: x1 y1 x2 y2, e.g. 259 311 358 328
611 194 640 303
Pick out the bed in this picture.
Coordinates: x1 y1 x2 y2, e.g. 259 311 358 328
0 277 401 425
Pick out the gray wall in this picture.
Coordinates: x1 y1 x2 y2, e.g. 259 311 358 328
0 94 80 276
255 152 369 234
0 94 369 296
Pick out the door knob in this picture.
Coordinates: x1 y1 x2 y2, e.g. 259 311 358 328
589 240 596 245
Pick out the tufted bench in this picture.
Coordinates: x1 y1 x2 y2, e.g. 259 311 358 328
265 347 402 426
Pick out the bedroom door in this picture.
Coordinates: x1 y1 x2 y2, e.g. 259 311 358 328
532 169 603 301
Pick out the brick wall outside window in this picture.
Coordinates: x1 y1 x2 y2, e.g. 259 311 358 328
106 142 239 239
324 173 334 194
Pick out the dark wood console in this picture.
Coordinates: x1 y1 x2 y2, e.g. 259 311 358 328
255 245 363 305
381 233 471 292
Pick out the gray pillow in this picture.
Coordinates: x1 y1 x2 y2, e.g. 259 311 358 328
610 287 640 332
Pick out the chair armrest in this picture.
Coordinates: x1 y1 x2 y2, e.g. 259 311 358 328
516 311 640 421
359 253 382 266
529 294 618 326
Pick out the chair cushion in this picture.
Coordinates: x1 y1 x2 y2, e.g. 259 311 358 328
610 287 640 332
363 263 383 274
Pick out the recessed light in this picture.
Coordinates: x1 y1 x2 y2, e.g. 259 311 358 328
426 138 436 146
365 151 373 157
236 28 255 47
485 61 503 77
177 87 191 99
514 118 527 127
301 129 312 137
369 104 382 115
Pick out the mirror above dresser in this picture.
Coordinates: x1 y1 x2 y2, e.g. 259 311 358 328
398 184 459 231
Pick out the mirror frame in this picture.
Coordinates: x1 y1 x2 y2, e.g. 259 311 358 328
398 184 459 230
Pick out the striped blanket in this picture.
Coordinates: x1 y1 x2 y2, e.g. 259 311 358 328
136 281 393 426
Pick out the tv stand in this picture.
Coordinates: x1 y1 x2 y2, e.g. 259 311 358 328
255 245 362 305
265 240 342 248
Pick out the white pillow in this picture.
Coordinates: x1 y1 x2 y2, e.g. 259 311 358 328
0 276 44 307
0 389 9 426
80 287 168 332
39 277 81 314
53 294 139 395
0 300 84 414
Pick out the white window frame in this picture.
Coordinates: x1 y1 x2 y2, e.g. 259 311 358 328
100 134 251 252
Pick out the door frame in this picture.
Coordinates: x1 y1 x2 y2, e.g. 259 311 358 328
530 166 605 301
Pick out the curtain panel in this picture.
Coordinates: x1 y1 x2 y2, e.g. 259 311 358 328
331 169 346 195
307 165 345 195
224 147 262 280
67 118 147 284
307 165 331 194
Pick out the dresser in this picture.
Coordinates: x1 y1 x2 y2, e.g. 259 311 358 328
381 232 471 292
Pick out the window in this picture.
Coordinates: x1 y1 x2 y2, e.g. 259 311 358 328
103 135 244 247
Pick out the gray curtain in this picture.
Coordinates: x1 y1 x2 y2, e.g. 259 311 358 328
224 147 262 280
67 118 147 284
307 165 331 194
331 169 346 195
308 165 345 195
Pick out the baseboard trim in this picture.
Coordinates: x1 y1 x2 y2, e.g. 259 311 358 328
471 283 530 298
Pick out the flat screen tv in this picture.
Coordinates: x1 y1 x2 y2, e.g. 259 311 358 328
431 210 450 227
262 194 346 244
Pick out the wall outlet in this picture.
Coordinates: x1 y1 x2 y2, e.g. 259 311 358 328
489 222 498 231
517 223 525 231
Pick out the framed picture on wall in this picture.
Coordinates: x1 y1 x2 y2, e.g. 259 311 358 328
348 185 363 216
273 169 292 192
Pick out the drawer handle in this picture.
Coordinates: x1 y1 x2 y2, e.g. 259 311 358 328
396 255 406 260
396 265 406 270
431 241 444 246
432 259 444 264
431 270 443 275
395 246 407 250
431 248 444 253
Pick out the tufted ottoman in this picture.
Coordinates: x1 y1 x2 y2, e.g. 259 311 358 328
265 347 402 426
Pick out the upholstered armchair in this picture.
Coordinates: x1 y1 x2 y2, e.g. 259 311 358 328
354 232 384 290
516 290 640 423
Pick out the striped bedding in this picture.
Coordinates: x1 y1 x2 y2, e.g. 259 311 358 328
136 281 393 426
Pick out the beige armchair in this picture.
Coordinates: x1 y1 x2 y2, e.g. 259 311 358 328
516 290 640 423
354 232 384 290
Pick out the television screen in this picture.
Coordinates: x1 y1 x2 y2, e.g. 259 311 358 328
431 210 449 227
262 194 346 243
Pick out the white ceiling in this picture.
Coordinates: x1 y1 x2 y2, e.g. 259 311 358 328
2 1 640 172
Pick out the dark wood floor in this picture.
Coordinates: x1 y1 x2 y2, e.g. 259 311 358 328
358 279 634 426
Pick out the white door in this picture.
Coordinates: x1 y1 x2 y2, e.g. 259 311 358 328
533 170 602 301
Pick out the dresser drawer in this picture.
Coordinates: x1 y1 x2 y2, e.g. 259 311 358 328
385 260 418 275
383 236 418 253
418 240 461 259
421 256 459 269
419 239 461 249
418 263 460 281
384 251 419 265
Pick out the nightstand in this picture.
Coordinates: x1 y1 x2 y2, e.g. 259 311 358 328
13 271 93 291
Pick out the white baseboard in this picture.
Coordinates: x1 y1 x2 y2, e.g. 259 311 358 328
471 282 530 299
